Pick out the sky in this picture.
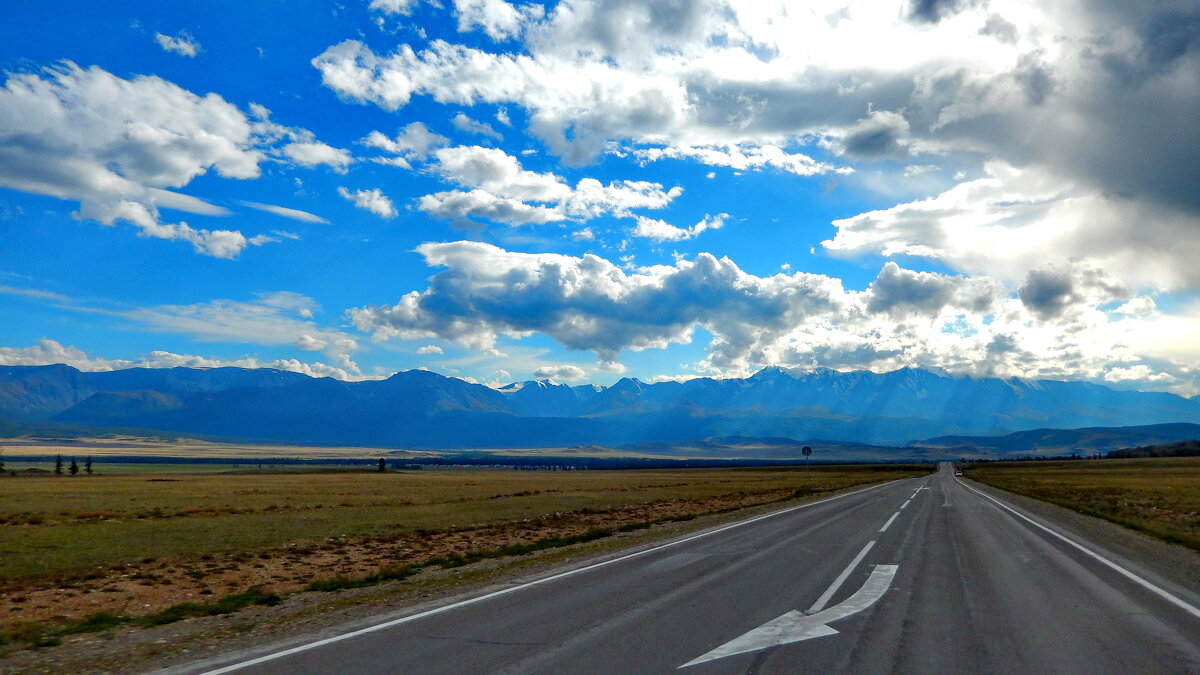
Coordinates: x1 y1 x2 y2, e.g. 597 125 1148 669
1 0 1199 394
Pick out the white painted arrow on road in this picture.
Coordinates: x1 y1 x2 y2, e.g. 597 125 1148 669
679 564 898 668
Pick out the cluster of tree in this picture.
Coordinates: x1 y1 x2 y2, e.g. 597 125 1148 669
52 454 94 475
1106 440 1200 459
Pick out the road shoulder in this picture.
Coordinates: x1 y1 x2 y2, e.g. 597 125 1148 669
961 478 1200 605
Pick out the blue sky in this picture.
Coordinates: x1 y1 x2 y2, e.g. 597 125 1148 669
2 1 1199 394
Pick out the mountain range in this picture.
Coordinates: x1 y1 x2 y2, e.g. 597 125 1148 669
1 363 1199 451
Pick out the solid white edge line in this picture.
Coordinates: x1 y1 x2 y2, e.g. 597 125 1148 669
806 540 876 615
197 479 907 675
957 478 1200 621
879 512 900 533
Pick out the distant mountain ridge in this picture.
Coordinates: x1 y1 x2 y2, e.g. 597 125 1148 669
907 422 1200 456
1 364 1198 449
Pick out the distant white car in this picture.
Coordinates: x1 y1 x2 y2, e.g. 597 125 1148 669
954 470 963 476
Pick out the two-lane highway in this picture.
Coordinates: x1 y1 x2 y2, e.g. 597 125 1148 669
176 464 1200 674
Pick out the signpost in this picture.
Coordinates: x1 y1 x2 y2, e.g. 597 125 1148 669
802 445 812 489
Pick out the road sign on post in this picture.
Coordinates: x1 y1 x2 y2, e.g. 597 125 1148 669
802 446 812 488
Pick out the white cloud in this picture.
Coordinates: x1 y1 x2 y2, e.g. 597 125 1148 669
347 240 853 364
0 339 362 381
338 186 398 219
346 241 1200 395
312 2 1200 297
371 156 413 169
0 64 342 257
296 334 327 351
368 0 420 15
418 189 562 225
632 213 727 242
311 38 695 164
154 31 201 57
823 162 1200 290
453 0 544 41
533 364 588 381
281 141 353 172
362 121 449 159
417 145 682 226
451 112 503 141
636 145 848 177
416 344 443 355
432 145 568 201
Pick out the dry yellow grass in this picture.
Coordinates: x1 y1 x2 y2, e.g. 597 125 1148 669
964 457 1200 551
0 464 928 581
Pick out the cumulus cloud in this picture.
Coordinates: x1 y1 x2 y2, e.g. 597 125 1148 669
453 0 545 41
311 1 1200 298
0 63 344 257
839 109 911 159
295 334 327 351
0 339 362 381
417 145 682 226
345 241 1200 394
281 141 353 172
867 262 1000 318
416 344 443 355
338 186 398 219
631 213 727 242
362 121 448 160
347 240 852 365
1017 265 1129 321
432 145 567 201
418 189 561 226
823 162 1200 290
154 31 201 57
533 364 588 381
311 38 695 164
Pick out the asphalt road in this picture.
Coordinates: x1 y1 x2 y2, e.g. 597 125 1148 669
180 464 1200 674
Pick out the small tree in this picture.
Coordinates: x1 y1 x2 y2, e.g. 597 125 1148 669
377 457 386 472
85 456 93 475
69 458 79 475
55 454 63 475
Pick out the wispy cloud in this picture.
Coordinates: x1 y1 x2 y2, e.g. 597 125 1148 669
154 30 201 57
239 201 329 224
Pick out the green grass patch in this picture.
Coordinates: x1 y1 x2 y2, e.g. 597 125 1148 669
137 587 280 626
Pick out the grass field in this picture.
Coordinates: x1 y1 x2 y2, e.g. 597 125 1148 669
0 462 929 648
0 465 925 580
963 457 1200 551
